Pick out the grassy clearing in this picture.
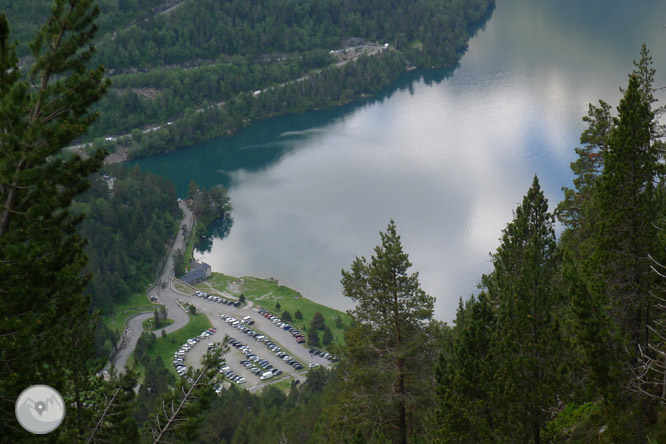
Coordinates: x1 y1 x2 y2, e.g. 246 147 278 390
204 273 351 347
150 313 212 377
174 279 195 294
268 377 294 395
200 273 236 289
102 289 155 335
142 317 175 331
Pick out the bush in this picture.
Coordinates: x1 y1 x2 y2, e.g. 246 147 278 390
282 311 293 322
295 310 303 320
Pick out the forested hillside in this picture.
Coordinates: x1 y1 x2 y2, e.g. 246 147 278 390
74 165 180 314
2 0 495 159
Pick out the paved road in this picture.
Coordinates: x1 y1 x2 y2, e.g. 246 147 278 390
112 201 195 373
113 312 153 371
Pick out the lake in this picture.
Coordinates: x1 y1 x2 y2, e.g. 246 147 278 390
133 0 666 322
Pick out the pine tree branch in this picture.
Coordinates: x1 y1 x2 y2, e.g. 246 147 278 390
86 387 121 444
152 363 210 444
0 0 71 236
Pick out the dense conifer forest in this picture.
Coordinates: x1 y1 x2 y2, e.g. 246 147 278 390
75 165 180 314
3 0 495 159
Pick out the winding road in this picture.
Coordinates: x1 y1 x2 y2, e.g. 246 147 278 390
112 201 195 372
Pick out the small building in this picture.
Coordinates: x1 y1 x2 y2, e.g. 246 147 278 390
181 261 212 285
180 267 207 285
189 261 212 276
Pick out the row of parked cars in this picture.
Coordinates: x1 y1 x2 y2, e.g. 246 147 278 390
222 312 305 371
222 314 258 336
194 290 241 307
257 308 306 344
227 336 282 380
309 348 339 362
172 327 217 376
218 361 247 385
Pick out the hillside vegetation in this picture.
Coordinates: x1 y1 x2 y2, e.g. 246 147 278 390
4 0 495 159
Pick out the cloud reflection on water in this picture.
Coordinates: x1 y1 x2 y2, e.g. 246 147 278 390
194 0 666 322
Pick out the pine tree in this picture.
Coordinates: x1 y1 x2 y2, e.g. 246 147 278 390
592 72 658 356
435 293 496 444
311 311 325 330
556 99 611 262
481 176 562 444
557 45 663 265
337 220 435 443
307 325 320 347
556 47 665 428
322 326 333 345
0 1 109 441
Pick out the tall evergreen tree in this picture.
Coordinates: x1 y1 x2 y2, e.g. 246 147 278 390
592 72 658 357
582 74 664 438
481 176 563 444
556 99 611 261
557 45 663 263
0 1 109 441
557 46 665 422
335 220 435 443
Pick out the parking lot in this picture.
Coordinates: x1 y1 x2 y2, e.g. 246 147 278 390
179 290 335 391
